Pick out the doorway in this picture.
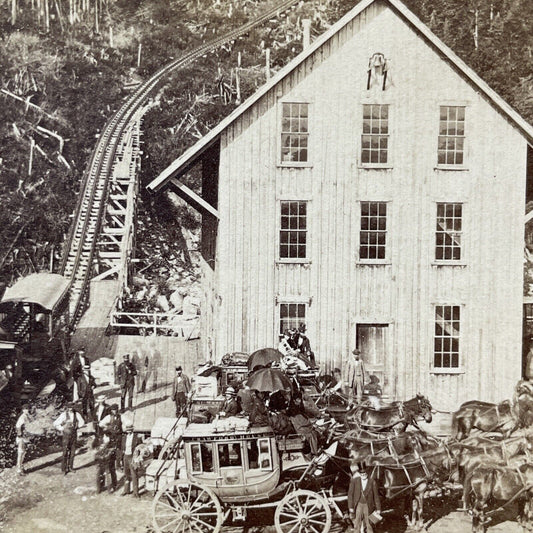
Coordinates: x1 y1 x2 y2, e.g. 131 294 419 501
356 323 389 397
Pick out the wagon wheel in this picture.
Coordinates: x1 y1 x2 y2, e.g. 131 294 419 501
274 489 332 533
152 480 223 533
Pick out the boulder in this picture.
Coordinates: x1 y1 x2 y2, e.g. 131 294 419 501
169 289 185 312
156 294 170 312
183 295 201 315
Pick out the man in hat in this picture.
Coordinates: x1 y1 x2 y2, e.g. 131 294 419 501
54 402 85 474
77 363 96 419
117 354 137 412
15 404 30 475
346 349 366 403
220 387 241 417
297 323 316 367
95 433 117 494
99 403 123 470
172 366 191 417
94 395 110 443
348 461 381 533
121 422 142 497
70 348 88 385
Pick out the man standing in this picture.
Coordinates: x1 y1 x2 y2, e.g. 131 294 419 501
94 395 109 443
297 323 316 367
77 363 96 419
15 404 30 475
95 433 117 494
348 462 381 533
172 366 191 417
121 423 141 497
346 349 366 403
117 354 137 412
99 403 123 470
54 403 85 474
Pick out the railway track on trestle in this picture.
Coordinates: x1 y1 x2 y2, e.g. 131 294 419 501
60 0 303 327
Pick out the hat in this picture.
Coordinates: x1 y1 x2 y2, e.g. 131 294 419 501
352 349 361 355
298 323 306 332
77 348 85 354
123 354 130 360
110 403 119 412
96 395 106 402
225 386 236 396
175 366 182 371
21 404 30 411
125 422 134 430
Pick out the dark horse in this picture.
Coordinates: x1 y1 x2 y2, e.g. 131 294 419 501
369 443 456 529
464 463 533 533
347 394 433 432
451 400 519 441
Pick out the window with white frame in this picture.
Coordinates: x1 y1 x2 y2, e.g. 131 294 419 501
281 103 309 163
436 203 462 261
279 303 306 335
279 201 307 260
359 201 387 260
361 104 389 164
438 106 465 165
434 305 460 369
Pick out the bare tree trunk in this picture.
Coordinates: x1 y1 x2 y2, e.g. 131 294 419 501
473 8 479 49
28 138 35 176
11 0 17 26
55 0 64 31
44 0 49 32
109 25 114 47
265 48 271 80
69 0 73 24
95 0 99 33
137 42 142 68
235 51 241 104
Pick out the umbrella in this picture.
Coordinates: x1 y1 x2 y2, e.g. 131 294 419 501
246 367 292 392
247 348 283 372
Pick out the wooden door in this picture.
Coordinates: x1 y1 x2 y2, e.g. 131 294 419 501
356 324 389 397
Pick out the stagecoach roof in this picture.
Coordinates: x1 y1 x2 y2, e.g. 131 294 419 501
182 423 273 440
0 273 69 311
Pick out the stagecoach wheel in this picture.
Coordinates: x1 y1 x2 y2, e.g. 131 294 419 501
274 489 332 533
152 481 223 533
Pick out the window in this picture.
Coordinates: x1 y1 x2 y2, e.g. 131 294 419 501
434 305 460 368
361 104 389 164
359 202 387 260
246 439 273 471
191 443 213 473
218 443 242 468
436 203 462 261
279 201 307 260
438 106 465 165
279 303 306 335
281 103 309 163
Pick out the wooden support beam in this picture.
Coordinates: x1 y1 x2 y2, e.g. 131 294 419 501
169 178 219 219
92 265 120 281
526 210 533 224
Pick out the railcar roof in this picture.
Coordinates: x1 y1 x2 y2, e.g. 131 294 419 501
0 273 69 312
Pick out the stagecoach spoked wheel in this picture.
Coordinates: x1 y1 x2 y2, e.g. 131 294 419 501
274 489 332 533
152 481 223 533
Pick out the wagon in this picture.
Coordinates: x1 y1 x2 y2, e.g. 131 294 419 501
151 421 350 533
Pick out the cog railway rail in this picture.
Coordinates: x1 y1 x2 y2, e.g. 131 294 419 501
60 0 303 327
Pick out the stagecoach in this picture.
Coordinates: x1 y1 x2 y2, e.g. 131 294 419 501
151 421 350 533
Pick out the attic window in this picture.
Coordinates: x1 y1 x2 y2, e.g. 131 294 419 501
281 103 309 163
438 106 465 165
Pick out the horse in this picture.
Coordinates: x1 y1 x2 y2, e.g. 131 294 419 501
347 394 433 433
370 443 456 529
464 463 533 533
451 399 519 441
340 428 440 463
450 432 533 508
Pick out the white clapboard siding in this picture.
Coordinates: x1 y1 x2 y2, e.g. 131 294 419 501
202 0 527 409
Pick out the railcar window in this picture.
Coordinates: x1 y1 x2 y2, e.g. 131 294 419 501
218 443 242 468
191 443 213 473
258 438 272 470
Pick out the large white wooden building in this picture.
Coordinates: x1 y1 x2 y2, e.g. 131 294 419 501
149 0 533 409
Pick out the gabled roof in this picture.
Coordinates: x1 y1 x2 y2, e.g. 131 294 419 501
148 0 533 193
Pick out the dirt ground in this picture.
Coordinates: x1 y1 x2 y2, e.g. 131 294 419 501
0 441 525 533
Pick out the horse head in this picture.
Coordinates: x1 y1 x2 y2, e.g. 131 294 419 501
416 394 433 423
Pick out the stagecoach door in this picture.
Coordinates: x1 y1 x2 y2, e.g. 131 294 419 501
356 324 389 398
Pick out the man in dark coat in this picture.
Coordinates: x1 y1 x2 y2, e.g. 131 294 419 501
99 403 123 470
77 363 96 419
95 433 117 493
172 366 191 417
220 387 242 417
94 395 110 443
120 422 142 497
248 391 270 427
348 462 381 533
117 354 137 412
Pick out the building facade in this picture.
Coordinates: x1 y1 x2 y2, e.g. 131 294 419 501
149 0 533 410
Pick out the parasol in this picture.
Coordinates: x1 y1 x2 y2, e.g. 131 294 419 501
246 367 292 392
247 348 283 372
